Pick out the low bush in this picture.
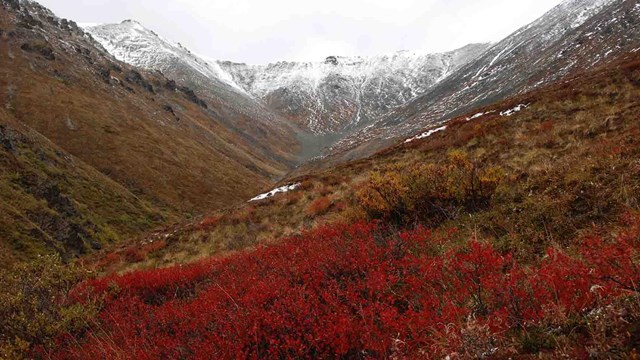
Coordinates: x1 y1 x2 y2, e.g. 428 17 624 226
0 255 96 359
305 196 333 217
357 150 504 226
195 215 223 231
44 216 640 359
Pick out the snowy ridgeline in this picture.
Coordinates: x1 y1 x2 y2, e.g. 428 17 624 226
82 21 247 94
404 103 531 144
249 183 301 202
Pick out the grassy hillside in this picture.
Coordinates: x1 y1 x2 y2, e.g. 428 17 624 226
0 113 165 267
0 1 298 264
90 52 640 273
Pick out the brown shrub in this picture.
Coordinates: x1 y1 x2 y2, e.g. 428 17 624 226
540 119 556 132
283 191 303 206
229 207 257 224
124 247 146 263
93 252 122 270
305 196 333 218
298 180 315 191
142 240 168 255
323 174 344 186
196 215 223 231
317 185 333 197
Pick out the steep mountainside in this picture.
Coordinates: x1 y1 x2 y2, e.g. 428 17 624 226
83 20 299 166
0 111 165 266
81 0 640 164
82 21 489 157
322 0 640 162
0 0 297 264
218 44 489 134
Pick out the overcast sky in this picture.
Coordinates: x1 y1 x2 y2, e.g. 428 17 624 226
38 0 563 64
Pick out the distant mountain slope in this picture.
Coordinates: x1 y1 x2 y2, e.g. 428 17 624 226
0 0 297 263
83 20 489 156
218 44 490 134
0 112 164 267
83 20 300 166
323 0 640 162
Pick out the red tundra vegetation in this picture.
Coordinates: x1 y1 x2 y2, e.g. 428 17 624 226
40 215 640 359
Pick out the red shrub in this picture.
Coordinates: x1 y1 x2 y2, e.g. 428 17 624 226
92 251 122 270
50 218 640 359
142 239 168 254
539 119 555 132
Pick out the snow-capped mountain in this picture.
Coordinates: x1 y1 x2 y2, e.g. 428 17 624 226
83 21 300 165
85 20 488 137
83 19 489 156
85 20 243 94
324 0 640 162
81 0 640 164
218 44 489 134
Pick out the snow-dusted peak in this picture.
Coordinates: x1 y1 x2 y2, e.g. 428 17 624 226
82 18 489 136
222 44 488 98
324 0 639 161
82 21 247 94
218 43 490 133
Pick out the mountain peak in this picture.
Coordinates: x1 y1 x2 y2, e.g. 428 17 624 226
119 19 147 31
121 19 141 25
324 56 339 65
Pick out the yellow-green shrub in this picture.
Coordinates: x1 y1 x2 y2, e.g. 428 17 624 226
0 255 96 359
357 150 504 226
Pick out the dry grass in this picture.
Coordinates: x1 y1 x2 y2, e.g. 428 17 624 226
88 53 640 273
0 4 300 264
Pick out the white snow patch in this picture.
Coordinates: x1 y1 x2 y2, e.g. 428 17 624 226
468 112 485 120
466 110 496 121
249 183 301 202
500 104 529 117
405 125 447 143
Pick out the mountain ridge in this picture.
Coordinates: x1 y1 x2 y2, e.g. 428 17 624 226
81 0 639 165
82 21 490 157
83 19 301 167
0 0 300 264
319 0 640 164
218 43 490 134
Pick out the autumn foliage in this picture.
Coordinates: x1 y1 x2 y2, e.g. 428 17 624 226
40 216 640 359
305 196 333 217
357 150 504 226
